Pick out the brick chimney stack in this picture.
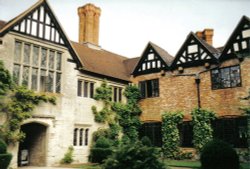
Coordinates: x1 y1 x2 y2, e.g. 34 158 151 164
78 4 101 46
195 29 214 46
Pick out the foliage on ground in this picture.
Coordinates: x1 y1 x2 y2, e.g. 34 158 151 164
61 146 74 164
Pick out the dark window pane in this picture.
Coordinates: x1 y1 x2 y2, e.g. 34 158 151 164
49 51 55 69
14 42 22 63
84 81 88 97
56 53 62 70
32 46 39 66
79 129 83 146
73 128 78 146
31 68 38 90
56 73 61 93
85 129 89 146
90 83 94 98
22 66 29 86
147 80 152 97
41 48 47 68
118 88 122 102
139 81 146 98
139 122 162 147
13 64 20 84
114 87 117 102
24 44 31 64
77 80 82 97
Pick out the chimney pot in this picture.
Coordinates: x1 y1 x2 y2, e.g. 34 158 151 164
78 4 101 46
195 29 214 46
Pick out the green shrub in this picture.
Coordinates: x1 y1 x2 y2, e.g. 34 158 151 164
0 153 12 169
0 139 7 154
102 141 165 169
89 137 113 163
200 139 239 169
60 146 74 164
141 136 152 147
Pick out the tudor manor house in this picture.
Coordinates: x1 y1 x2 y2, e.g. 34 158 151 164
0 0 249 168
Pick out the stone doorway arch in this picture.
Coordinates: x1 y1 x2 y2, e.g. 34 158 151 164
18 122 48 167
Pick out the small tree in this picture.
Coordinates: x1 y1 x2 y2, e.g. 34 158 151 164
162 111 183 158
60 146 74 164
191 108 216 152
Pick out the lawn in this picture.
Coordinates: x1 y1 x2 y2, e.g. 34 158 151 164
60 161 250 169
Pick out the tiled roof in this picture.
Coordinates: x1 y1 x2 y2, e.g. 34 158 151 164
192 32 221 56
71 41 131 82
149 41 174 66
0 20 6 30
123 57 140 75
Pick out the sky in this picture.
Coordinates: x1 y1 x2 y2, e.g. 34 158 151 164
0 0 250 58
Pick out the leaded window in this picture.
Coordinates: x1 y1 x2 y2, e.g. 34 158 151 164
112 86 123 102
73 127 89 146
211 65 241 90
212 117 248 148
178 122 193 147
13 41 62 93
77 80 95 98
139 122 162 147
139 79 159 98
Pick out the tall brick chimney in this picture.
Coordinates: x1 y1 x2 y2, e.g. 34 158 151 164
78 4 101 46
195 29 214 46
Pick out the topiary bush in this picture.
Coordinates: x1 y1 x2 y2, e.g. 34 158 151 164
200 139 239 169
0 139 12 169
89 136 113 163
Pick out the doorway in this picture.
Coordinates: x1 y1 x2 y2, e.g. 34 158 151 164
18 122 47 166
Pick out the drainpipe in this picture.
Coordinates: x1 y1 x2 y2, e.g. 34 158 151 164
195 73 201 109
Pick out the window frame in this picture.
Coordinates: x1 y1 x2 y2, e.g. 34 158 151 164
139 79 159 99
210 65 242 90
77 79 95 99
13 40 62 93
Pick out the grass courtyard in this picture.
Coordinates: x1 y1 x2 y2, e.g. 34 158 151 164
60 160 250 169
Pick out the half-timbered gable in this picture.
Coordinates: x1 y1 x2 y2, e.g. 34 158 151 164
220 16 250 61
0 0 82 68
171 32 219 69
132 42 173 76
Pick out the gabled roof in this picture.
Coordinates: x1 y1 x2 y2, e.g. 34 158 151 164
132 42 173 76
0 0 83 68
171 32 219 69
123 57 140 75
0 20 6 30
220 16 250 61
71 41 130 83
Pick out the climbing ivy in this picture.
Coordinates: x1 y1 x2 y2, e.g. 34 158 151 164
112 85 142 142
91 81 120 141
0 60 56 144
92 81 113 123
191 108 216 152
162 111 184 159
